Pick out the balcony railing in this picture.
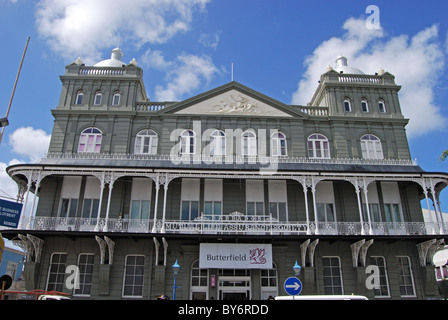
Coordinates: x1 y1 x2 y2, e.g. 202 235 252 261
44 152 418 166
14 215 447 236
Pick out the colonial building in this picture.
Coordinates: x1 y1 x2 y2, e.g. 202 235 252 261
2 49 448 300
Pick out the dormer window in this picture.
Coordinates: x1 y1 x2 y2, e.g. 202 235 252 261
94 91 102 105
112 91 120 106
75 90 84 105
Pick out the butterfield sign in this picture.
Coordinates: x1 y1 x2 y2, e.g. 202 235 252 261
199 243 273 269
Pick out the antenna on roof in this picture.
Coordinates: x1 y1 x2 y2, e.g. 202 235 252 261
231 62 234 82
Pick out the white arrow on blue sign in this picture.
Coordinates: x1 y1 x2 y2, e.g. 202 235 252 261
284 277 302 296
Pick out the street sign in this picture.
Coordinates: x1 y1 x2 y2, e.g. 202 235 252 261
284 276 302 296
0 199 23 228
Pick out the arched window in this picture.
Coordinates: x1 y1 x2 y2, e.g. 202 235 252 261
78 127 102 153
112 91 120 106
242 130 257 156
271 132 287 156
378 99 386 113
134 129 158 155
181 130 196 154
344 98 351 112
361 99 369 112
361 134 383 159
210 130 225 156
75 90 84 105
93 91 102 105
307 134 330 159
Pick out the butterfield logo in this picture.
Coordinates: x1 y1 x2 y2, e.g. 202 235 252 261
206 247 268 265
249 248 267 265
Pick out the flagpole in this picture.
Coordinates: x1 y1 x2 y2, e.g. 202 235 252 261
0 36 30 144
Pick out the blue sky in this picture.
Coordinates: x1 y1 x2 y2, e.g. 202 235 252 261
0 0 447 220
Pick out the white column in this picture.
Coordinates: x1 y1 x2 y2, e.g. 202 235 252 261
362 186 372 235
27 175 42 230
431 184 444 234
311 184 318 235
160 181 169 233
151 176 160 233
18 182 31 229
94 173 106 231
354 186 366 235
303 186 311 235
103 181 114 232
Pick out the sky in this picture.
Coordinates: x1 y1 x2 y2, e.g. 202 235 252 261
0 0 447 241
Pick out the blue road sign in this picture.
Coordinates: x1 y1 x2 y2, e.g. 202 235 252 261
284 277 302 296
0 199 23 228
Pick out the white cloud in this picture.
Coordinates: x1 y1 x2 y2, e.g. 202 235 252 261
35 0 210 61
292 18 447 138
199 32 221 50
0 159 22 201
154 54 220 101
8 127 51 163
140 48 174 70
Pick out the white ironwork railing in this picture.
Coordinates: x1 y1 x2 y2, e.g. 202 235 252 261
44 152 418 166
12 215 447 236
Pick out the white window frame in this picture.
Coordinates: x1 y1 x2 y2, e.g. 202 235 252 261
210 130 226 156
260 263 278 299
112 91 121 106
93 91 102 105
344 98 351 112
46 252 67 292
190 260 209 300
361 99 369 112
369 256 390 298
271 131 287 156
242 130 257 156
378 100 386 113
322 256 344 295
134 129 158 155
360 134 383 159
75 90 84 105
122 255 145 298
396 256 416 298
74 253 95 297
307 133 330 159
180 130 196 155
78 127 102 153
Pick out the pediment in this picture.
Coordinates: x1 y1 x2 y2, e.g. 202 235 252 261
164 82 301 118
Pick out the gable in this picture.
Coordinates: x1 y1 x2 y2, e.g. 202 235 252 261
164 82 301 118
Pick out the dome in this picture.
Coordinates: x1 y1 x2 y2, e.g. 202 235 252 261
94 47 126 67
333 55 364 75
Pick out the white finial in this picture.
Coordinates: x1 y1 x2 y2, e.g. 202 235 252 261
377 66 385 75
75 57 83 65
325 65 334 73
130 58 138 66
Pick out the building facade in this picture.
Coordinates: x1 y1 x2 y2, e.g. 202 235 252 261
3 50 448 300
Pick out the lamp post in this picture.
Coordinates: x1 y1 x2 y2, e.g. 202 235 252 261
293 261 302 277
172 259 181 300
